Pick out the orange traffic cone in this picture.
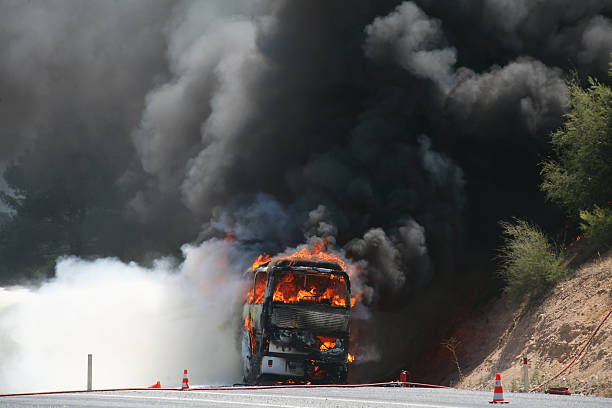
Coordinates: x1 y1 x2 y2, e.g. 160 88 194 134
148 381 161 389
489 373 509 404
181 369 189 390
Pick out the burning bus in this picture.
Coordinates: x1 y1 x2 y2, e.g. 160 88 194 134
242 252 353 384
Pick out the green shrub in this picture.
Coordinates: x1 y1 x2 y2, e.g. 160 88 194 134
498 219 571 302
580 205 612 253
540 74 612 215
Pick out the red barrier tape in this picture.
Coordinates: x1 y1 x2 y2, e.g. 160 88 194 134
0 381 452 397
530 306 612 393
188 381 453 391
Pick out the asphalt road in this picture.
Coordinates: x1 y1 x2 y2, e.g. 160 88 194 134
0 387 609 408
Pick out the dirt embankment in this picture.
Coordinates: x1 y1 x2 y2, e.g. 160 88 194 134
445 254 612 397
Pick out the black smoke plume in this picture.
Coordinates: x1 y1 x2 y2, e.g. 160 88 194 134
1 0 611 383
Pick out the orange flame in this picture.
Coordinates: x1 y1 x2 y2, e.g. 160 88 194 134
568 233 585 248
347 353 355 363
275 379 311 385
244 316 255 354
272 272 349 307
253 272 267 303
252 253 271 272
247 270 268 304
317 336 337 351
277 238 346 271
250 240 353 308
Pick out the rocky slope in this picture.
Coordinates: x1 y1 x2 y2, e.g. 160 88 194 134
447 254 612 397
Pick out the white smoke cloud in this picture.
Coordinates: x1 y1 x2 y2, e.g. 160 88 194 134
0 239 246 393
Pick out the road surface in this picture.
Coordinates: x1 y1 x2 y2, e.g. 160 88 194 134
0 386 609 407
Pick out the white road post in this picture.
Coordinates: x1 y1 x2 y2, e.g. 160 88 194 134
87 354 93 391
522 356 529 392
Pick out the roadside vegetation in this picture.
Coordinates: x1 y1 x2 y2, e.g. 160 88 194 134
499 56 612 301
498 219 570 303
541 76 612 215
579 206 612 256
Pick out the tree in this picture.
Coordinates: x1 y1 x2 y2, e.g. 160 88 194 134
0 150 193 284
0 153 125 282
540 64 612 215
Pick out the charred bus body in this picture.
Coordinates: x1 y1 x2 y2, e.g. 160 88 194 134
242 259 351 384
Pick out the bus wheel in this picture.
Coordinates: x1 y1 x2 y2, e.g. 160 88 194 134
241 329 260 384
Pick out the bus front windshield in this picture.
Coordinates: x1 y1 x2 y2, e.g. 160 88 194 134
271 271 348 307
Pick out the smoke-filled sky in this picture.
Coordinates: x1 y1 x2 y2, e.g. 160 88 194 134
2 0 611 260
1 0 611 391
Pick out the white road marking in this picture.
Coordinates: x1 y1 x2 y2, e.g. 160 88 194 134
3 394 303 408
83 391 457 408
191 390 453 407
